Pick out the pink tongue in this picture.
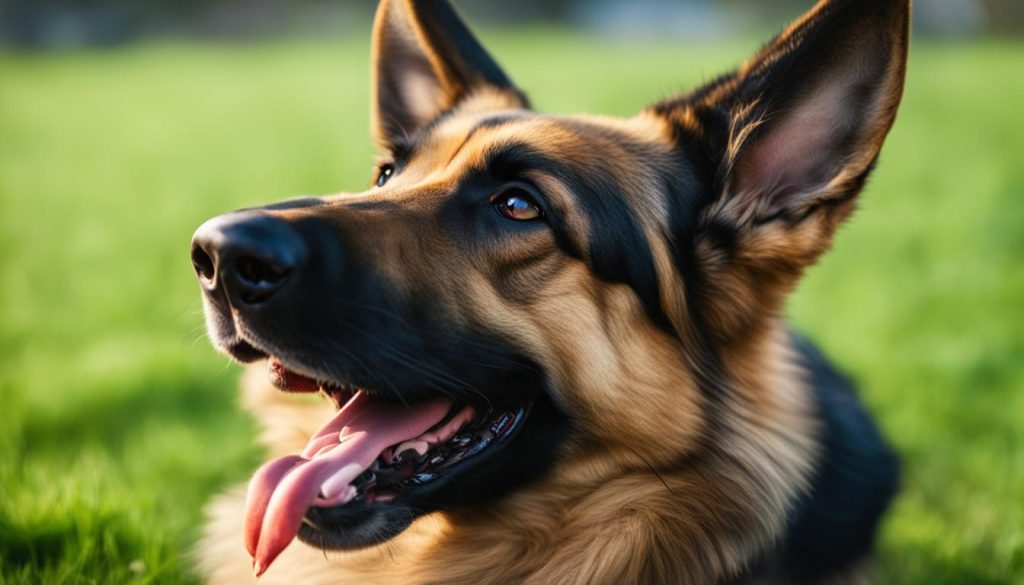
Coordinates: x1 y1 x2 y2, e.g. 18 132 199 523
243 391 452 576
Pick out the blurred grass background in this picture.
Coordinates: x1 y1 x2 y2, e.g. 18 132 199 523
1 28 1022 585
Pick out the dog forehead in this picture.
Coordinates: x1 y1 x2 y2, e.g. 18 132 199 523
439 115 675 191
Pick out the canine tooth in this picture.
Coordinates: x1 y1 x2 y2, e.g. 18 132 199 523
410 472 436 485
391 440 428 462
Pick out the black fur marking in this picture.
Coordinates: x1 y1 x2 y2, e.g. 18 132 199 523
656 107 728 268
346 200 402 212
392 111 531 169
483 142 671 330
470 113 529 134
244 197 325 212
655 115 736 423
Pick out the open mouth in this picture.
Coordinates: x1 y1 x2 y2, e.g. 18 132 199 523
246 358 531 575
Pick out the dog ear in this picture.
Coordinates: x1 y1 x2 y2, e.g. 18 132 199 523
652 0 910 340
371 0 527 150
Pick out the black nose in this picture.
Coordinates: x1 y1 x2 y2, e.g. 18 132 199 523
191 212 307 306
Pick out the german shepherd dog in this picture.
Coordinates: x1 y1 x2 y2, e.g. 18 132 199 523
191 0 909 582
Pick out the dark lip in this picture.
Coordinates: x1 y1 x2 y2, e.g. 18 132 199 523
219 322 403 404
217 325 371 398
223 338 267 362
298 500 411 551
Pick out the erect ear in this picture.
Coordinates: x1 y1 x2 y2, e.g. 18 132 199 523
371 0 528 150
652 0 910 340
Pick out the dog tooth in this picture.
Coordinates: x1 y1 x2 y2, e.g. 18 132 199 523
410 472 436 485
391 440 428 462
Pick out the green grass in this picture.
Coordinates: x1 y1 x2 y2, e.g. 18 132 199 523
1 32 1022 583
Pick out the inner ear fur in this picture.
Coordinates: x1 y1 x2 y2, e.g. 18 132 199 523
652 0 910 341
371 0 528 150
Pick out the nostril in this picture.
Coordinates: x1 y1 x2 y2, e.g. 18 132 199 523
236 256 291 287
192 244 216 283
234 255 293 305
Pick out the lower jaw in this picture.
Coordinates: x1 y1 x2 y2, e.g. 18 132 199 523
298 502 411 550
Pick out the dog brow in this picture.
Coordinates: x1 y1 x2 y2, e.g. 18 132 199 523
391 112 530 167
481 140 559 182
470 113 528 135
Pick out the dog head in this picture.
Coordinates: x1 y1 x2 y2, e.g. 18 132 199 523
192 0 909 574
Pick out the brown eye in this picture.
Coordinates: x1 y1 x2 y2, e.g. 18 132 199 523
375 164 395 187
495 189 544 221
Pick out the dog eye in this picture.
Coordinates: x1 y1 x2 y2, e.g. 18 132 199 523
494 189 544 221
375 164 395 187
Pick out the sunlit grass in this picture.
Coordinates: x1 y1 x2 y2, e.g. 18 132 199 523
1 33 1022 583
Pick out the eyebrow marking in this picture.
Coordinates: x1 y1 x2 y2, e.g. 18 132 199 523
442 113 532 167
471 113 528 134
395 111 533 167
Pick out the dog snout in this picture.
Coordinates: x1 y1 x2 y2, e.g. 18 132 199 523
191 212 308 307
